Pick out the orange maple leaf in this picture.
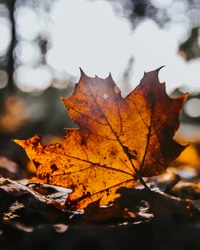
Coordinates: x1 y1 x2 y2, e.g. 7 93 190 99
14 67 188 209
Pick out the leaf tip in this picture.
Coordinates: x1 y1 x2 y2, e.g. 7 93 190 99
144 65 165 76
142 66 165 85
79 67 87 78
95 74 100 79
156 65 165 72
183 92 189 101
13 134 43 149
13 138 26 148
107 72 114 81
12 138 20 144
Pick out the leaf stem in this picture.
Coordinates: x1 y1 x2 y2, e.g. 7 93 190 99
136 173 150 189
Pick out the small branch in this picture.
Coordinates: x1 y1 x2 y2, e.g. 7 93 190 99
164 174 181 193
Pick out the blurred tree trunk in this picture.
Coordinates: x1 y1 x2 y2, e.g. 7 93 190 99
6 0 16 93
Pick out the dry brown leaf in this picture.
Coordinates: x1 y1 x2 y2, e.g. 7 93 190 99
117 187 193 221
0 176 65 214
14 68 188 209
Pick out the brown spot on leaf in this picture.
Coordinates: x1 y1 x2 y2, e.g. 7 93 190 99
51 164 58 172
81 136 87 145
32 160 41 168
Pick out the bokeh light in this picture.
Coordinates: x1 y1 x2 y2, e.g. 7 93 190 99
6 0 200 94
184 98 200 118
15 6 41 41
0 4 11 57
14 41 41 66
14 65 52 92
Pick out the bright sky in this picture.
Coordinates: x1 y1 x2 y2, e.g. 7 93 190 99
1 0 200 94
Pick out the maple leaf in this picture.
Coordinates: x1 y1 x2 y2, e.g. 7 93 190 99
14 67 188 210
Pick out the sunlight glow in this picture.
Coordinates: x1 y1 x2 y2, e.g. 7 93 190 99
13 0 200 93
47 0 132 80
130 19 188 92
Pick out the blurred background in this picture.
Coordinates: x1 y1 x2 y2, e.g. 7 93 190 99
1 0 200 178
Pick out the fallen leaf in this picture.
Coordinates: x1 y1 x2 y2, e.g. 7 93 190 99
28 182 71 206
0 156 22 179
83 199 125 223
14 68 188 209
0 176 66 215
117 187 194 221
83 187 195 224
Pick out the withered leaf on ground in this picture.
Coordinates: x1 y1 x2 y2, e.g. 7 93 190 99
14 68 187 209
117 187 194 221
0 176 67 221
83 187 195 224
